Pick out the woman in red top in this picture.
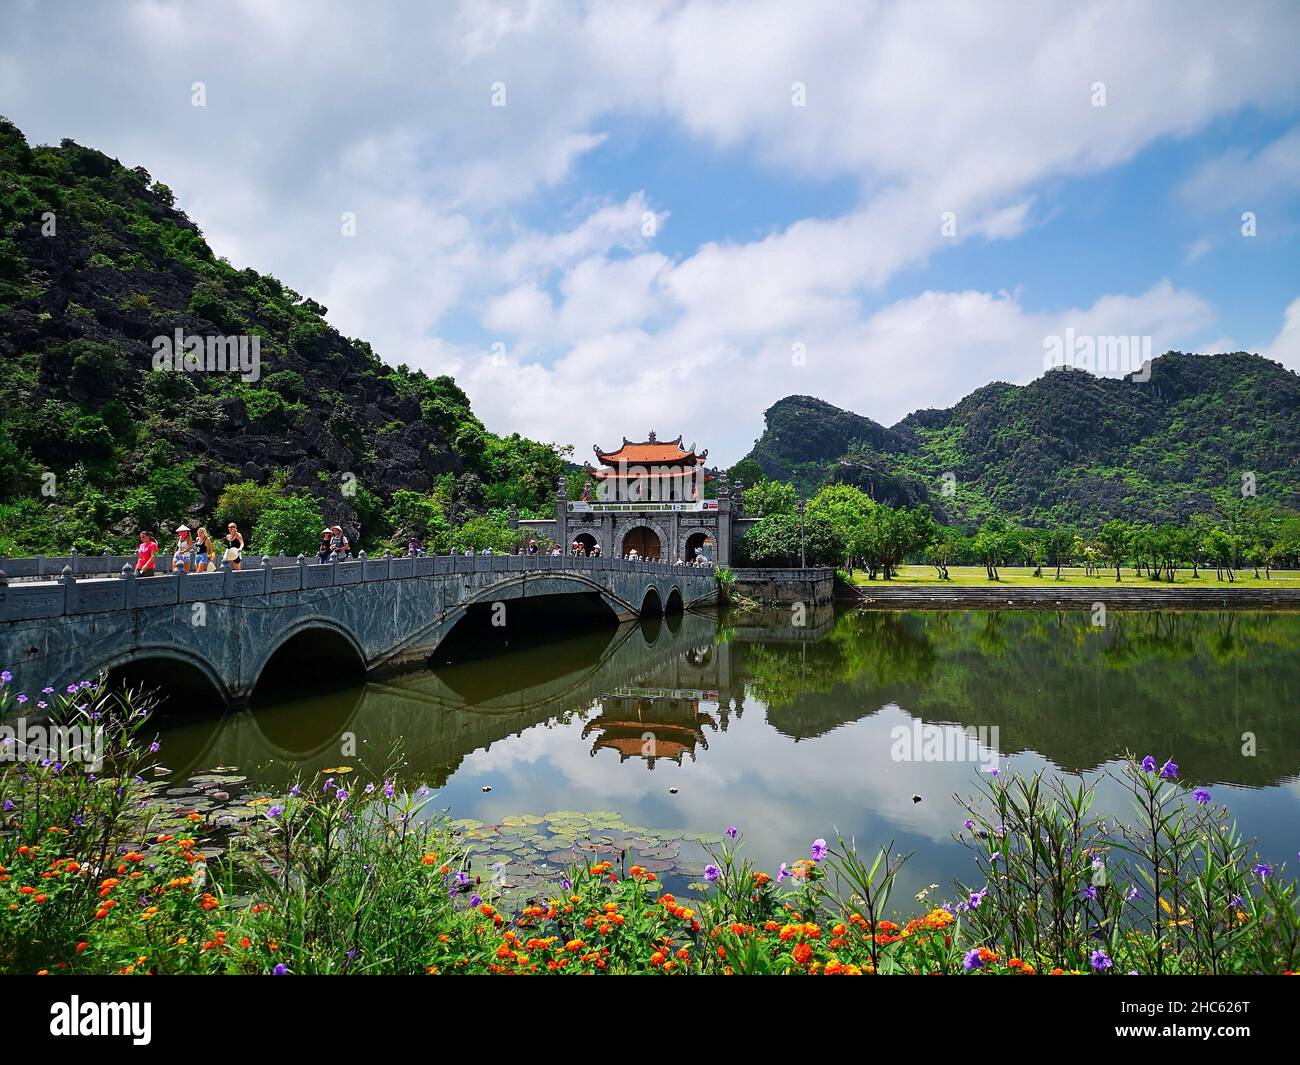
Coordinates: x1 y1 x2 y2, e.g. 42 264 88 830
135 530 159 576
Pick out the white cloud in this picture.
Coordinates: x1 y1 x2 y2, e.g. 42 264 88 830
1265 296 1300 371
2 0 1298 460
1178 126 1300 210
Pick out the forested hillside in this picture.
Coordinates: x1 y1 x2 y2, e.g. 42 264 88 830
0 117 568 556
734 352 1300 528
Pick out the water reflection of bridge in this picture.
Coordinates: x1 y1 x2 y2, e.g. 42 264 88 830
157 610 735 785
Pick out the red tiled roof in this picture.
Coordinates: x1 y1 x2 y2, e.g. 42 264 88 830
593 433 707 466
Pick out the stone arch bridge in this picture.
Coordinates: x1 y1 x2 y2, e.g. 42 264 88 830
0 553 718 708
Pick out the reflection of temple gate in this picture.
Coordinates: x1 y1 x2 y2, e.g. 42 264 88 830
621 525 661 560
583 689 717 767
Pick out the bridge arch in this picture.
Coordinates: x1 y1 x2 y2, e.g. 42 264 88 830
102 644 230 716
665 587 684 615
377 570 639 670
641 585 664 618
250 618 368 704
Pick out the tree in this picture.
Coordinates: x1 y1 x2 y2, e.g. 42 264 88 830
1096 519 1130 582
215 478 279 532
386 490 451 553
742 479 797 518
1044 526 1076 580
854 504 930 580
738 512 844 567
806 483 875 568
254 493 326 557
926 526 961 580
971 516 1012 581
453 514 517 554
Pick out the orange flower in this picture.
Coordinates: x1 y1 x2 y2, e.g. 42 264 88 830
75 942 89 954
791 942 814 966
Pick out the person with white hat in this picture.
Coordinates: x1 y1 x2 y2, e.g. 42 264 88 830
172 524 194 572
317 527 333 565
328 525 350 561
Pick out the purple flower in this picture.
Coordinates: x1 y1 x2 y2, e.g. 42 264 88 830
336 789 349 802
469 894 483 908
725 826 738 839
364 783 375 795
1253 863 1273 880
383 779 395 799
2 799 13 812
703 864 721 882
1141 755 1157 773
455 870 471 886
1084 885 1097 900
266 805 284 819
289 784 302 797
0 670 12 684
777 863 789 883
149 741 160 753
1126 887 1140 901
962 948 984 971
272 963 289 975
560 878 571 892
963 818 975 830
1091 950 1112 971
810 838 828 862
1160 759 1178 780
987 766 999 778
1193 788 1210 804
968 887 988 910
1230 894 1244 908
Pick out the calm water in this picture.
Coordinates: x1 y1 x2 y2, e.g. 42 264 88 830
152 608 1300 900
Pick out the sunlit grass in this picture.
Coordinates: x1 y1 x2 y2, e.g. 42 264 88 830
851 566 1300 587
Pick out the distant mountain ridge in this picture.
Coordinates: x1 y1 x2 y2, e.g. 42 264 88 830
736 352 1300 527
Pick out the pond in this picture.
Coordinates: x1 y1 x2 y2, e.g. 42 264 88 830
149 607 1300 901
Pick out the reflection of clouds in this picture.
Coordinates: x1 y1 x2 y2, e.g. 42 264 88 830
453 699 1015 869
444 697 1300 887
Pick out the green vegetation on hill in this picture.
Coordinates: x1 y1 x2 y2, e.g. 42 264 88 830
737 354 1300 528
0 117 568 557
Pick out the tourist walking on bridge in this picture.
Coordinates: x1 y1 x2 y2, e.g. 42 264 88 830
172 524 193 572
328 525 350 561
135 530 158 576
224 523 245 570
195 527 215 571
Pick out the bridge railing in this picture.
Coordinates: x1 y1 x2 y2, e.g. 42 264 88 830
0 552 717 622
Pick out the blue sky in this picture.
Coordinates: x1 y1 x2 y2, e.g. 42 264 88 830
2 0 1298 462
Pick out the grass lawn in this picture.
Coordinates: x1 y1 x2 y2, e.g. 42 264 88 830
850 565 1300 587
